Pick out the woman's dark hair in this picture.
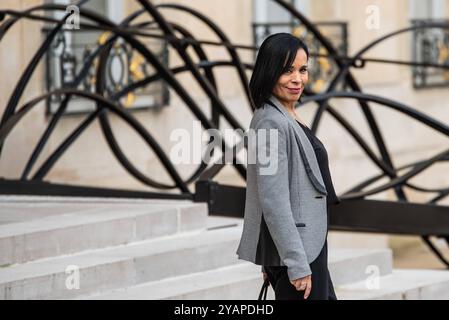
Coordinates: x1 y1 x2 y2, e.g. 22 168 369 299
249 33 309 109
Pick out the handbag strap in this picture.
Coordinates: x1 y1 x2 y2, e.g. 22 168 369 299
258 279 270 300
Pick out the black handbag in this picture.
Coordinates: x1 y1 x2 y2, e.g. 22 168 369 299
258 279 270 300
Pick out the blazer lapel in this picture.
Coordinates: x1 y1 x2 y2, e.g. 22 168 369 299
267 95 327 195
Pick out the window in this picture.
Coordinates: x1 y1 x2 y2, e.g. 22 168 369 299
409 0 446 19
410 0 449 88
43 0 169 115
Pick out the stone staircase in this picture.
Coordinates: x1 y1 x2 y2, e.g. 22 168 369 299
1 195 449 300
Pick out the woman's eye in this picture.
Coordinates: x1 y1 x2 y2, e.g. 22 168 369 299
300 67 308 73
284 68 293 74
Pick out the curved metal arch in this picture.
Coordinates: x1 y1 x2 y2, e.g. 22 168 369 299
21 16 146 181
78 3 247 183
6 6 182 189
312 22 449 165
301 87 449 184
272 0 406 203
90 18 219 191
422 235 449 268
301 91 449 135
115 60 253 103
301 88 398 179
136 0 247 135
344 159 449 197
15 8 210 188
0 6 248 191
300 88 448 201
429 191 449 204
93 23 184 190
0 4 135 173
341 148 449 199
0 4 81 157
163 22 220 185
0 5 191 190
75 13 216 190
0 1 90 123
300 91 449 199
57 62 248 189
0 88 190 192
27 60 244 189
328 22 449 91
87 13 249 190
156 3 254 111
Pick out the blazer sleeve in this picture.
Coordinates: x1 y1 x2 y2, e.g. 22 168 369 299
253 117 312 280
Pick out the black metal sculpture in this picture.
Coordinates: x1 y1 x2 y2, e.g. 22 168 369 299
0 0 449 267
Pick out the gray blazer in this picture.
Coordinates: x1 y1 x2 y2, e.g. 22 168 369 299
236 95 329 281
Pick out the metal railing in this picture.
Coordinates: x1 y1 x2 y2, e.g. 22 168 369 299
1 0 449 268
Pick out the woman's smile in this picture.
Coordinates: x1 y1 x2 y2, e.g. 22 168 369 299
285 87 302 95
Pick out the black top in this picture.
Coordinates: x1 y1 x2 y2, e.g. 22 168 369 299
296 120 340 208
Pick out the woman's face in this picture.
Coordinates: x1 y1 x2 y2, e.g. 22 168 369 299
272 48 308 108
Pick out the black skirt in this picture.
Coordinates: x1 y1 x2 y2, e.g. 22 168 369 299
263 239 337 300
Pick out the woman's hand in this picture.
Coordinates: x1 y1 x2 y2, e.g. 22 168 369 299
290 275 312 299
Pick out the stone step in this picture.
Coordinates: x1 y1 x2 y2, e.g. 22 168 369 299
336 269 449 300
83 266 449 300
78 247 392 300
0 225 241 300
328 247 392 286
0 198 207 266
83 263 266 300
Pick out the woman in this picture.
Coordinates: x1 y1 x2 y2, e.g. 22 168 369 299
236 33 340 300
